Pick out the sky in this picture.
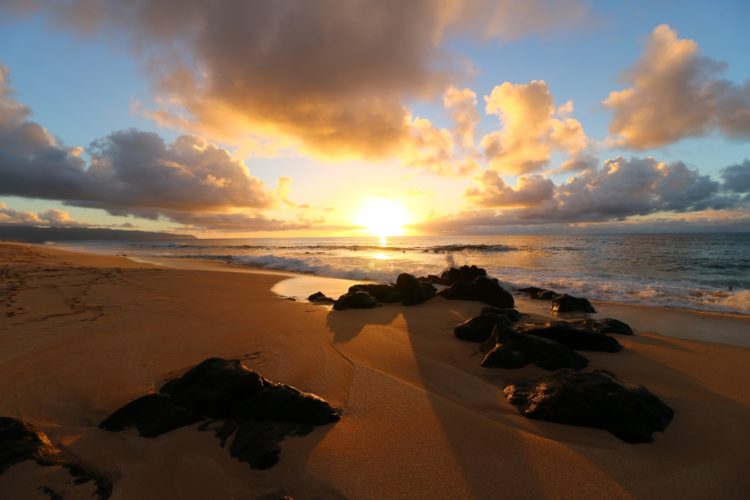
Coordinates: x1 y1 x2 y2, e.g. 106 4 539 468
1 0 749 237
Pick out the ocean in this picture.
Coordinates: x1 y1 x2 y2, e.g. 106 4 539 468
60 233 750 315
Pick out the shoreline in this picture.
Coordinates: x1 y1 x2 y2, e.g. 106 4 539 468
1 241 750 498
47 242 750 348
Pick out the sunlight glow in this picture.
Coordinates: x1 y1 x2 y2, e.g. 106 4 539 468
353 196 411 238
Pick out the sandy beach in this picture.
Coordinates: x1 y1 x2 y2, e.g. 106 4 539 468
1 242 749 499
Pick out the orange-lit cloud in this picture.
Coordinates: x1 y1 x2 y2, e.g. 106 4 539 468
444 86 480 148
604 24 750 149
5 0 591 161
480 80 590 174
0 202 80 227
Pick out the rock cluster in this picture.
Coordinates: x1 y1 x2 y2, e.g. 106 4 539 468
481 326 589 371
522 321 622 352
504 369 674 443
101 358 340 470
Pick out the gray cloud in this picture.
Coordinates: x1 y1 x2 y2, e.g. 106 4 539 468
5 0 590 158
449 156 742 230
0 65 277 223
604 24 750 149
721 160 750 193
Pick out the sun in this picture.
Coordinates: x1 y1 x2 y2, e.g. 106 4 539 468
353 196 410 238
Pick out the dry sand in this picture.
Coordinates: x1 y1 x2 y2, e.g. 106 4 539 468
1 242 749 499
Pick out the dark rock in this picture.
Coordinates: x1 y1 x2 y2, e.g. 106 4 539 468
419 274 449 285
438 276 514 308
480 306 522 323
437 280 474 300
551 294 596 313
0 417 62 473
160 358 266 419
518 287 560 300
101 358 340 470
454 314 512 343
472 276 515 308
480 327 588 371
395 273 435 306
333 291 378 310
573 318 634 336
524 321 622 352
504 369 674 443
0 417 112 499
348 284 402 303
440 265 487 285
308 291 335 304
100 394 204 437
234 384 341 425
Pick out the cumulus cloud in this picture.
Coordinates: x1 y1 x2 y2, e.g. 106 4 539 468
721 160 750 193
402 116 457 175
444 86 480 148
466 170 554 207
0 64 284 227
604 24 750 149
480 80 589 174
0 202 82 226
455 156 743 229
5 0 589 159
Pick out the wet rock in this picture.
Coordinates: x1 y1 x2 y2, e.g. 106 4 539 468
101 358 340 470
437 280 473 300
348 284 402 303
454 314 513 342
551 294 596 313
395 273 435 306
518 287 560 300
523 321 622 352
481 327 588 371
419 274 449 286
0 417 112 498
480 306 522 323
504 369 674 443
333 291 378 310
308 291 335 304
438 276 514 308
440 265 487 285
472 277 515 308
573 318 634 336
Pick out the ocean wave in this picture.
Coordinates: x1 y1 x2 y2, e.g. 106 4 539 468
134 242 518 254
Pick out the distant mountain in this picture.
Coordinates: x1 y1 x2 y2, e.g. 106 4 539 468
0 225 196 242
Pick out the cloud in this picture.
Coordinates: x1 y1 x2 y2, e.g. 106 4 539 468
5 1 590 159
165 211 313 232
466 170 554 207
444 86 480 148
0 65 275 218
455 156 742 229
0 202 83 226
402 115 457 175
480 80 589 174
604 24 750 149
721 159 750 193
